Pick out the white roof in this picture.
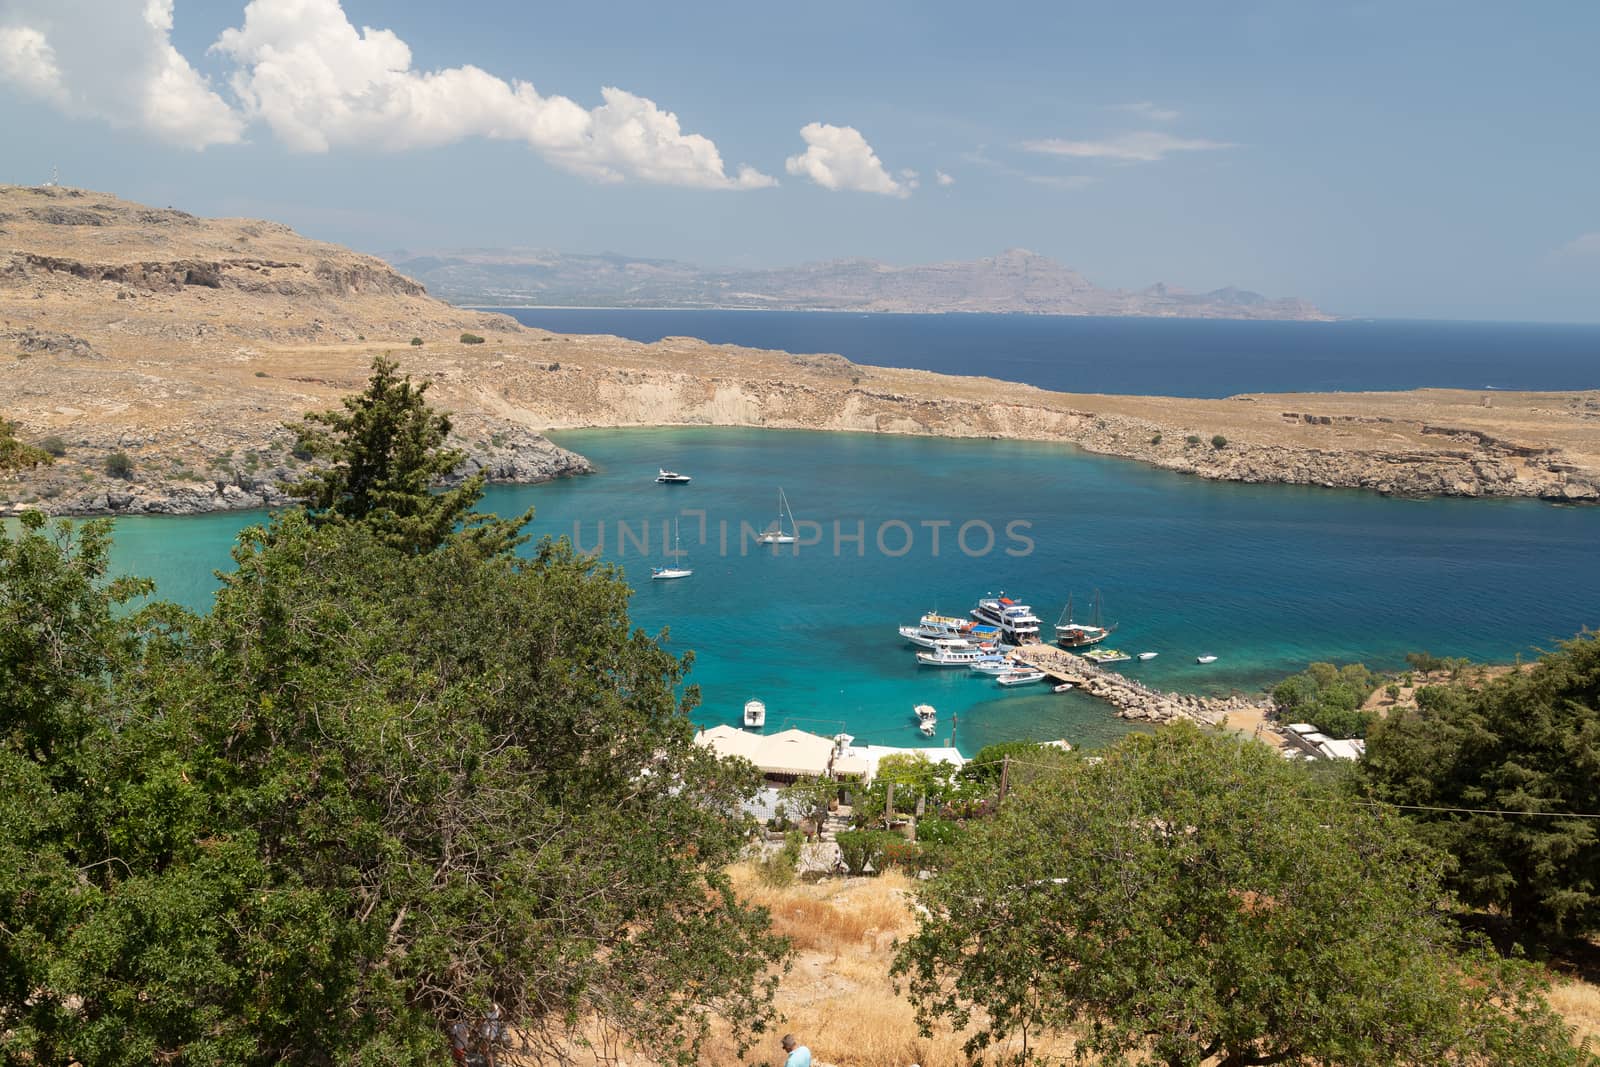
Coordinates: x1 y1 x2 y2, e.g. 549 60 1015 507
1287 723 1318 734
831 755 872 779
837 743 967 785
1318 738 1365 761
1304 732 1332 746
695 725 836 778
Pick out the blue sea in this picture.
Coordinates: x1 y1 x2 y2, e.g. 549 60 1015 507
99 425 1600 757
484 309 1600 398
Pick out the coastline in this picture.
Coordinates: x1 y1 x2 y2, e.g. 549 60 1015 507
7 335 1598 516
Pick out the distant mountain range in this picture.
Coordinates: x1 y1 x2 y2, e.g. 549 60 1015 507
385 247 1331 321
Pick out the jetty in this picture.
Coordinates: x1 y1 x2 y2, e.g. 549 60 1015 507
1009 644 1269 726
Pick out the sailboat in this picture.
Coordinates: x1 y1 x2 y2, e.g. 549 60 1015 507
757 487 797 545
651 518 693 580
1054 589 1117 650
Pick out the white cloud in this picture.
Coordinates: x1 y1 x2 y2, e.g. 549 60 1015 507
785 122 910 197
1023 130 1234 162
0 25 65 104
1116 101 1180 122
1554 233 1600 259
935 170 955 187
0 0 244 148
212 0 773 189
0 0 770 189
959 148 1093 192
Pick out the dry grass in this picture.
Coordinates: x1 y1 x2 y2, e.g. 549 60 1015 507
683 864 1077 1067
1548 979 1600 1050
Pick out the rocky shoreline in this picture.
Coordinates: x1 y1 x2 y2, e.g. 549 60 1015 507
2 425 591 518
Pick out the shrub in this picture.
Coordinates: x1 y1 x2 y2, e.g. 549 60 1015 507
757 830 804 887
1150 433 1162 445
837 830 893 876
1385 684 1402 702
1185 434 1202 446
459 333 486 345
1212 434 1228 449
41 435 67 457
880 838 922 872
254 370 268 378
104 452 134 479
409 337 423 346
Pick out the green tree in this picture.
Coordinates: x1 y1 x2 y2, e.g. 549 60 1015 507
779 774 839 838
103 451 134 479
0 418 50 471
894 726 1591 1067
285 356 521 555
2 374 789 1065
1363 632 1600 940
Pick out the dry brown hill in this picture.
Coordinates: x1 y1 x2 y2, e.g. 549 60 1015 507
2 185 1597 516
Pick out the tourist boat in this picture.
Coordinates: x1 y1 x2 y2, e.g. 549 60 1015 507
743 699 766 729
651 518 693 580
969 657 1014 675
1196 654 1219 664
1137 652 1158 661
971 594 1042 644
898 626 997 650
1055 590 1116 650
757 487 798 545
996 669 1047 687
1083 648 1132 664
656 468 692 484
916 645 990 666
904 613 1000 639
1053 682 1075 693
914 703 938 729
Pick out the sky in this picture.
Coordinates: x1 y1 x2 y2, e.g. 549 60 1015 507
0 0 1597 322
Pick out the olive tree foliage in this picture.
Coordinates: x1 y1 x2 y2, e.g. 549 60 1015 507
1 371 789 1065
1363 631 1600 941
893 726 1592 1067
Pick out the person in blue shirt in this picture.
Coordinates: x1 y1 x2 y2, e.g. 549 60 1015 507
781 1033 812 1067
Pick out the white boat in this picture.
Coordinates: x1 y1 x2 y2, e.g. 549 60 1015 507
916 646 990 666
1137 652 1158 661
969 658 1014 675
743 699 766 729
757 487 798 545
651 518 693 580
914 703 938 737
1055 590 1116 650
655 468 692 484
919 720 937 737
1196 654 1219 665
971 594 1043 645
1053 682 1075 693
1083 648 1132 664
996 669 1047 687
899 626 996 650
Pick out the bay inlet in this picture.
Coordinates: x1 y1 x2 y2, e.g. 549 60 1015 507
102 427 1600 754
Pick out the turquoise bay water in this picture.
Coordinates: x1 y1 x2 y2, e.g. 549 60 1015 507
100 428 1600 755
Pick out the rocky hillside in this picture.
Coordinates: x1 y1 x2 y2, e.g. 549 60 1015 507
0 184 590 514
390 246 1331 320
2 185 1595 517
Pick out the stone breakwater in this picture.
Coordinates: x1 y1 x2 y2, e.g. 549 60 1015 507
1010 644 1271 727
